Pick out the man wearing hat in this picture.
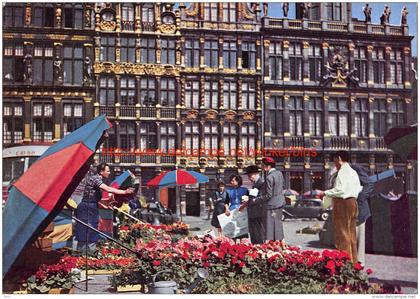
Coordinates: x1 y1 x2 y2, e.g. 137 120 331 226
241 165 266 244
261 157 286 242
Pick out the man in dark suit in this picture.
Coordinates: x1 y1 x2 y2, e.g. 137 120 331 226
241 165 265 244
350 163 374 264
261 157 286 241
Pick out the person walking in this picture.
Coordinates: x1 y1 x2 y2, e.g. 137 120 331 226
240 165 265 244
75 163 134 252
350 163 374 265
261 157 286 242
225 175 248 214
320 151 362 263
210 181 230 237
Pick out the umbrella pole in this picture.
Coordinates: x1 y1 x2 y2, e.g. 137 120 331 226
85 206 89 292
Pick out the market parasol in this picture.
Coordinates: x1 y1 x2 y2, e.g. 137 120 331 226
3 115 112 276
146 169 209 187
146 170 209 220
384 124 417 161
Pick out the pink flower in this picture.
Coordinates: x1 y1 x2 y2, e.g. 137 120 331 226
152 260 161 266
366 268 373 275
354 262 363 271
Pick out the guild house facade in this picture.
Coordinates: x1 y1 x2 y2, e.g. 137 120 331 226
3 3 416 213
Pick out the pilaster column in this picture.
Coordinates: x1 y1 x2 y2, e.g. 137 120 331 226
53 97 62 142
282 40 290 81
403 47 411 88
367 45 374 85
23 96 32 142
302 41 310 82
385 46 392 86
263 39 270 80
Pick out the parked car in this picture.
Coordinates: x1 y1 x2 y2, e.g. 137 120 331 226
282 198 330 221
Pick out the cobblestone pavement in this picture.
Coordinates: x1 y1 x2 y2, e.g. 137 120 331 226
75 215 417 294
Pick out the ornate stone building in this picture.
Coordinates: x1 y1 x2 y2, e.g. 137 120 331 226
2 3 416 210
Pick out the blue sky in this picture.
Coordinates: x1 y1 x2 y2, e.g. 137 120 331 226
266 3 418 56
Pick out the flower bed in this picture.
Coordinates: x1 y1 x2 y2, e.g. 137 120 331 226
22 256 80 294
112 235 397 294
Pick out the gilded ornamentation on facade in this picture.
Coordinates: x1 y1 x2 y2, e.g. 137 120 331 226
205 110 218 120
185 3 199 17
224 110 236 121
159 24 177 34
243 111 255 120
322 46 359 88
186 110 199 119
242 3 255 20
25 5 31 26
204 22 218 29
99 21 117 31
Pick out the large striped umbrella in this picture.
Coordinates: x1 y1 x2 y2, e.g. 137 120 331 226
3 115 112 276
146 170 209 187
384 124 417 161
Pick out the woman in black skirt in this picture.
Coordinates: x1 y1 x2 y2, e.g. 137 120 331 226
211 181 230 237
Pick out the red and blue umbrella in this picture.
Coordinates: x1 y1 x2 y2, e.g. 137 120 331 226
146 170 209 188
3 115 112 275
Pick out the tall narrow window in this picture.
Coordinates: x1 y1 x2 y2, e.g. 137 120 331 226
3 100 24 144
241 82 255 110
354 47 367 83
326 3 342 21
328 98 349 136
120 76 136 105
161 38 175 65
390 49 403 84
309 45 322 82
204 40 218 68
241 41 256 70
120 37 136 63
269 96 283 136
120 122 136 151
308 97 322 136
223 123 237 156
141 4 154 31
160 123 176 152
241 123 256 154
121 4 135 31
269 41 282 80
63 99 84 136
140 77 156 106
140 38 156 63
203 3 218 21
372 48 385 84
288 96 303 136
185 122 200 151
100 36 115 61
223 41 237 69
63 45 83 85
32 4 54 27
204 79 218 109
223 80 237 109
32 100 54 142
204 123 218 153
33 44 53 85
161 78 176 107
289 43 303 81
185 39 200 68
354 98 368 137
3 4 24 27
64 4 83 29
3 42 24 82
99 77 115 105
185 79 200 108
140 123 157 149
373 99 387 136
391 99 405 127
222 3 236 22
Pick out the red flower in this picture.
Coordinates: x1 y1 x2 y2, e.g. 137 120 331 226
325 260 336 275
152 260 161 266
238 261 245 268
354 262 363 271
277 266 287 273
203 262 210 268
366 268 373 275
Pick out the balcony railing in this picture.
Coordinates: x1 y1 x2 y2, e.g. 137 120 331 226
290 136 304 148
140 154 156 164
161 108 176 118
161 155 176 164
142 22 154 32
120 106 136 118
140 107 156 118
98 153 113 164
99 106 115 117
119 153 136 164
262 17 407 36
330 136 350 150
121 21 135 31
374 137 387 150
